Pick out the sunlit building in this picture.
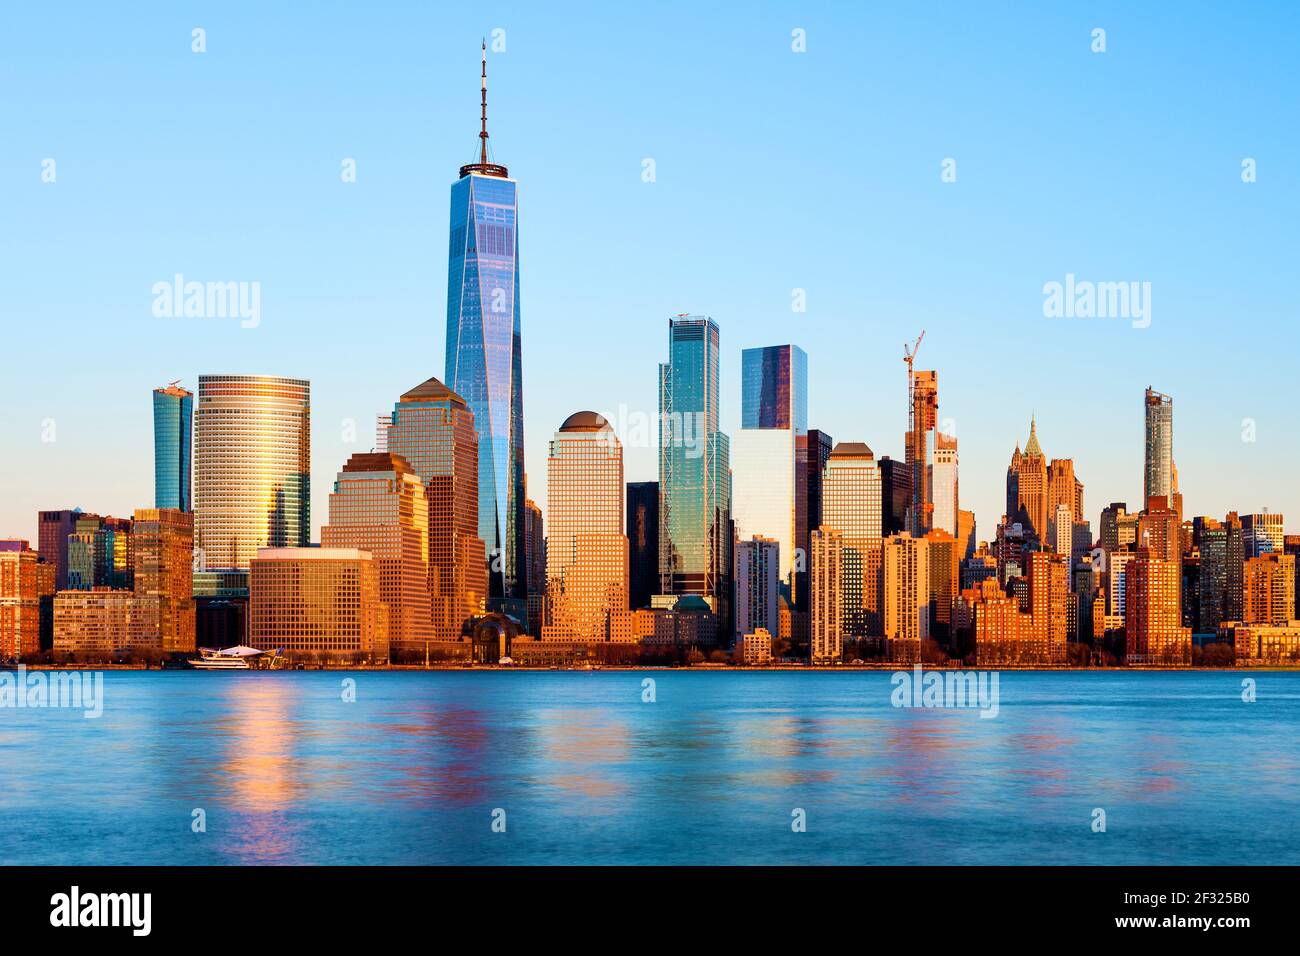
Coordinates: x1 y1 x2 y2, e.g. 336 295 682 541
131 508 196 654
321 452 432 653
735 535 780 642
0 541 40 659
250 547 387 660
1144 387 1174 503
822 442 882 635
884 533 930 648
193 375 311 571
810 528 842 664
1243 552 1296 626
1125 549 1191 665
543 412 627 642
153 383 193 512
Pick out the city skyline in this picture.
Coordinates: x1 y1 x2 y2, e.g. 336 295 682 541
3 5 1299 549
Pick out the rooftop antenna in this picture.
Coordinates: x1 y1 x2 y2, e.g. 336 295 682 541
479 37 489 166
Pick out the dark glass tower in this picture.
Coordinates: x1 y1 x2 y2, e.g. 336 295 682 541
153 383 193 512
445 43 525 617
627 481 659 610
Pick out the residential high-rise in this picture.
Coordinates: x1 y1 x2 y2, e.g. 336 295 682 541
1026 550 1069 663
1144 387 1174 503
923 528 960 643
905 369 938 535
388 377 487 641
0 541 40 660
732 345 807 603
1196 518 1227 632
321 452 432 654
1243 553 1296 626
821 442 883 635
626 481 659 610
131 508 196 654
1126 548 1191 664
931 436 959 537
1138 495 1181 563
658 315 731 628
543 412 628 642
152 383 193 512
884 533 930 648
444 43 525 617
810 528 843 664
250 548 387 661
1224 512 1245 622
193 375 310 572
735 536 780 642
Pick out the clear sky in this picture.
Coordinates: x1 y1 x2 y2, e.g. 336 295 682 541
2 1 1298 545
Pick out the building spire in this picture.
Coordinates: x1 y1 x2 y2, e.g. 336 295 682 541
1024 414 1043 458
479 37 489 166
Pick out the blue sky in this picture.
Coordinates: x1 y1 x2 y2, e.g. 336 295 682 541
2 1 1298 544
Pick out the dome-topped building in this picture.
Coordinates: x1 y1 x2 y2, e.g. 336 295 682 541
559 410 612 433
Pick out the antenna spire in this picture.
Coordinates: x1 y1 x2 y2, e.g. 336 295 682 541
479 37 489 166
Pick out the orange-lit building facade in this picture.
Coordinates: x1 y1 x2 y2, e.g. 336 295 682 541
132 508 196 654
250 548 387 660
387 377 487 642
1242 552 1296 626
1125 549 1191 664
322 452 432 652
542 412 628 642
0 541 40 659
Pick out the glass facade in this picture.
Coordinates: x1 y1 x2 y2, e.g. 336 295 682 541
445 171 525 615
1144 387 1173 502
658 316 731 621
153 385 193 512
193 375 310 571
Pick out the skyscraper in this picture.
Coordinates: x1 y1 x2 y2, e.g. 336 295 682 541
626 481 659 610
37 509 82 592
131 508 196 654
321 452 432 654
544 412 627 642
152 382 193 512
731 344 807 601
388 377 487 642
810 528 842 664
798 429 834 612
193 375 310 572
1243 512 1285 558
1126 549 1191 665
445 43 525 617
735 536 780 642
658 315 731 626
821 442 882 636
931 435 959 536
905 368 938 535
1144 387 1174 503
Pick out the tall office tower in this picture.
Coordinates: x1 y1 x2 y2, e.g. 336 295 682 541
544 413 628 642
878 456 911 537
658 316 731 627
1287 536 1300 618
1049 503 1073 556
956 509 976 560
153 383 193 512
321 452 432 653
1125 549 1191 665
821 442 883 635
1223 512 1245 622
1196 519 1227 631
799 430 834 610
1138 495 1181 563
884 533 930 646
444 44 525 617
1243 513 1285 558
388 377 487 641
809 528 843 664
931 436 959 537
38 509 82 591
0 541 40 659
1026 551 1069 662
1106 549 1136 623
732 344 807 604
1007 418 1049 542
1144 387 1174 503
374 414 390 452
626 481 659 610
735 536 780 641
131 508 196 654
1099 502 1129 552
523 494 545 636
905 369 938 535
923 529 960 643
193 375 310 572
250 548 387 661
1243 553 1296 626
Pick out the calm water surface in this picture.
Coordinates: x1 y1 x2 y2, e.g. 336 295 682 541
1 670 1296 865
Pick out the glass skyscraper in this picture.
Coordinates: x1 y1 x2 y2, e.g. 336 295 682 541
444 53 525 618
1144 387 1173 503
658 316 731 625
152 383 193 512
732 345 807 602
193 375 310 572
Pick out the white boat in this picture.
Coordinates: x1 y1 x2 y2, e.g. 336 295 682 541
188 646 278 670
